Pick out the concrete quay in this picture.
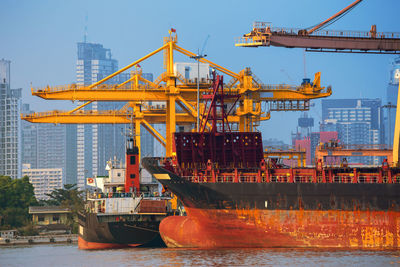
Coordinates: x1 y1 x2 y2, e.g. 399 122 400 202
0 234 77 246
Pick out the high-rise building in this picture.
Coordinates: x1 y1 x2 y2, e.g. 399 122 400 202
291 113 338 165
76 42 120 85
385 56 400 147
75 42 154 189
321 99 383 165
22 164 63 200
76 42 119 189
21 104 37 168
0 59 21 179
21 104 77 185
65 124 77 184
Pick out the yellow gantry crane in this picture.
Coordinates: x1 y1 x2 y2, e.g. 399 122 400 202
22 31 332 157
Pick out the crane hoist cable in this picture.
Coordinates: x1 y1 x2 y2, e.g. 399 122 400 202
316 4 359 32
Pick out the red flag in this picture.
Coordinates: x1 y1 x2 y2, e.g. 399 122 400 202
171 28 176 33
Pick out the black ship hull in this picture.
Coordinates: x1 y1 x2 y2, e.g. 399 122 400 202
78 212 165 249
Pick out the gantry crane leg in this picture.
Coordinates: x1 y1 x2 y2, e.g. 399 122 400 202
165 38 178 157
392 79 400 166
166 95 176 157
135 119 141 160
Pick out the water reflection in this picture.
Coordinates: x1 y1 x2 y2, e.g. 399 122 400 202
1 245 399 267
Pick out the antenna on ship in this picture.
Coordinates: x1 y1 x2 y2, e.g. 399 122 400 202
199 70 240 134
125 115 138 153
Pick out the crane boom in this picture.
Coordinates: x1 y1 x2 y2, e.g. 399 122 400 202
236 1 400 54
306 0 363 35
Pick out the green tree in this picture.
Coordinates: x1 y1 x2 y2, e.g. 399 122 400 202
0 175 37 229
44 184 85 233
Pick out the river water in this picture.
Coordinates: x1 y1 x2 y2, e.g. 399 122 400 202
1 244 399 266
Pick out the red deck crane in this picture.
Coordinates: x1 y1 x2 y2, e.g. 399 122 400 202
236 0 400 54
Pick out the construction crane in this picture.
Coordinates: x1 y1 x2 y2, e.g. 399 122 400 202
236 0 400 54
22 31 332 158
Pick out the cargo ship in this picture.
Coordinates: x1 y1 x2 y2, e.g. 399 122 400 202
78 137 177 249
143 73 400 249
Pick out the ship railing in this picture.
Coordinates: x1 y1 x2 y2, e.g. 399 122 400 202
238 176 258 183
332 176 353 183
90 192 135 199
203 176 213 183
392 176 400 183
279 176 289 183
391 176 400 183
216 176 234 183
182 175 212 183
357 176 379 183
332 176 340 183
182 173 398 184
269 176 290 183
294 176 313 183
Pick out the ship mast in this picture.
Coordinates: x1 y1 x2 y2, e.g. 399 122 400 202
200 71 240 134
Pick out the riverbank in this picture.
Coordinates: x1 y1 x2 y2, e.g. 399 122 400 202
0 234 77 246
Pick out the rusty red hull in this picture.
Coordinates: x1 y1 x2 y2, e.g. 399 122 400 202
143 157 400 249
78 236 140 250
160 208 400 249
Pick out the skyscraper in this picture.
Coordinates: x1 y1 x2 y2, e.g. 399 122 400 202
76 42 126 189
321 99 383 165
75 42 154 189
0 59 21 179
21 104 77 185
21 104 37 168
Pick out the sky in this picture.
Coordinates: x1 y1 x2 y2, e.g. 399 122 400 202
1 0 399 143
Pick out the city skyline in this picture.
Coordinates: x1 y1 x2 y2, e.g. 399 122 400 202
1 0 399 143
